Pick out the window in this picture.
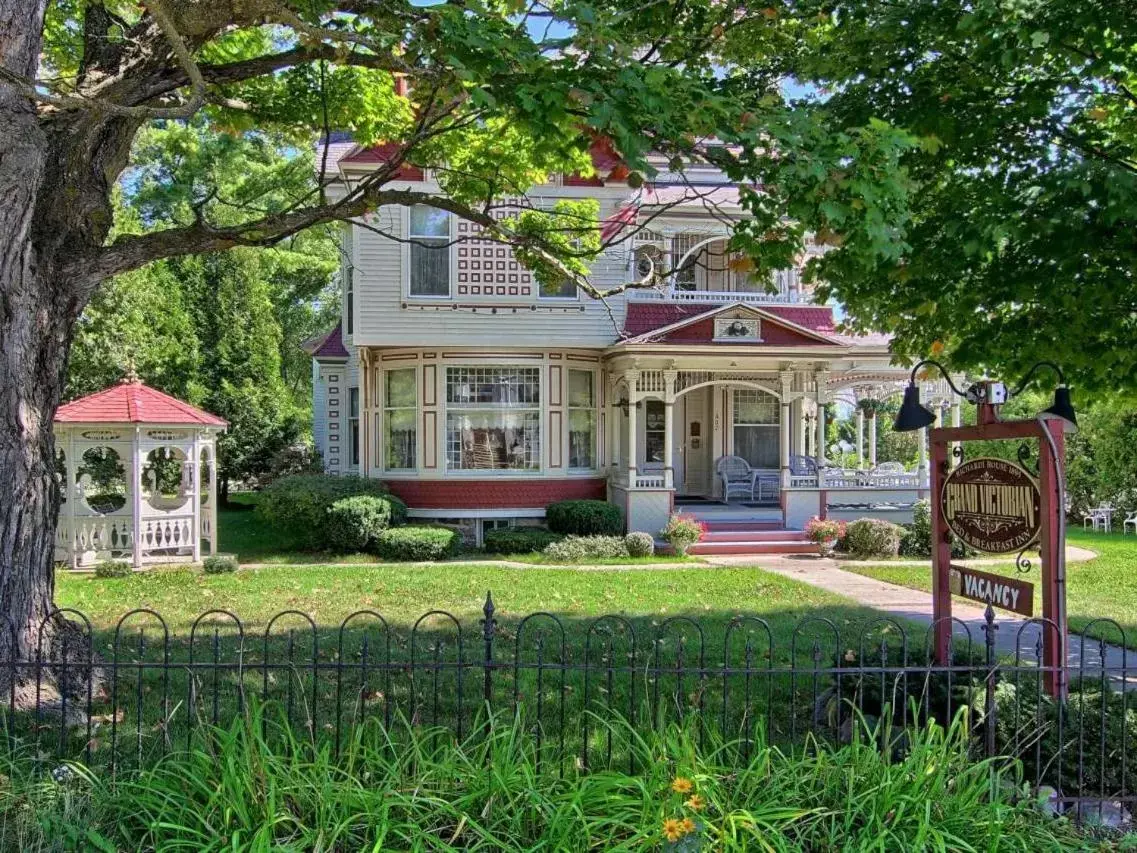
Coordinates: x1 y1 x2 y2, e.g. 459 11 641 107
409 205 451 296
733 390 779 469
672 234 701 291
644 400 665 463
384 369 417 470
446 367 541 471
568 370 596 469
349 388 360 467
540 276 577 299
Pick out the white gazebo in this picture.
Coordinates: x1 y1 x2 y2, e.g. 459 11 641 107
53 376 227 569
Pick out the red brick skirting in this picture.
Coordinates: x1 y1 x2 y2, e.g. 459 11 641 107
386 478 607 510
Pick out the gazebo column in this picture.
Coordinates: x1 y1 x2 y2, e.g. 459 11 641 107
64 428 76 569
191 433 202 562
855 407 865 469
131 426 143 568
868 412 878 467
209 439 219 555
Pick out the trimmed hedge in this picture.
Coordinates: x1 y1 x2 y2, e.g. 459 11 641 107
94 560 132 578
545 500 624 536
256 475 405 549
843 518 904 559
482 526 564 554
624 531 655 557
326 496 401 552
543 535 629 562
374 526 462 562
203 555 238 574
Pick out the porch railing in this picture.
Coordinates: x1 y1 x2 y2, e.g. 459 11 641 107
626 286 807 305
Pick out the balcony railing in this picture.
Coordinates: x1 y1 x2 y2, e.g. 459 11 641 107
626 287 808 305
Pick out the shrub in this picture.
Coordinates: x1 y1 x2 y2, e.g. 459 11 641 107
842 518 904 559
624 531 655 557
660 514 705 555
203 555 238 574
545 500 624 536
256 475 403 549
326 495 402 552
542 535 629 562
374 526 461 561
94 560 132 578
804 517 846 544
898 499 976 559
482 526 564 554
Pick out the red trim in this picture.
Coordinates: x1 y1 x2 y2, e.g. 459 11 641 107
386 477 606 509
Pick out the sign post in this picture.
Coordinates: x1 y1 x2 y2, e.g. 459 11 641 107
930 404 1067 698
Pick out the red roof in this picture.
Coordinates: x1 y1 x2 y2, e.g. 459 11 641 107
339 142 425 179
55 379 227 427
308 321 350 359
624 302 837 337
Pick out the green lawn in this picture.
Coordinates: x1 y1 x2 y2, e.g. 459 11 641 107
842 528 1137 647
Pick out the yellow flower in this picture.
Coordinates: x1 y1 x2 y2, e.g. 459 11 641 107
686 794 706 811
671 776 694 794
681 817 697 834
663 818 686 842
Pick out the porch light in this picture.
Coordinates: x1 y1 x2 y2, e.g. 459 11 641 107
1012 361 1078 433
893 384 936 432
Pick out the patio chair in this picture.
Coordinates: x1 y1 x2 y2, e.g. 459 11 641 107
1125 511 1137 535
789 454 818 487
716 455 755 502
871 461 906 475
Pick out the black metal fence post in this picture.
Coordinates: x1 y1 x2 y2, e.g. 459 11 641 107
983 605 998 758
481 591 496 712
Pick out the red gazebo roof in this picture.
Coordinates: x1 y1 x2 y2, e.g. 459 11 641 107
55 379 227 427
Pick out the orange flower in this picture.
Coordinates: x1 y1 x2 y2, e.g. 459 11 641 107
671 776 694 794
686 794 706 811
663 818 686 842
681 817 697 834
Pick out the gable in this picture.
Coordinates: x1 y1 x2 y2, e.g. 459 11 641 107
653 306 837 346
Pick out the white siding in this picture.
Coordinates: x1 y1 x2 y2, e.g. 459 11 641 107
311 360 327 461
351 198 631 348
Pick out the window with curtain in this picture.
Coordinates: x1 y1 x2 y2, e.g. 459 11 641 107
568 370 596 469
409 205 451 296
349 388 360 467
384 369 417 470
733 390 779 469
445 367 541 471
644 400 666 463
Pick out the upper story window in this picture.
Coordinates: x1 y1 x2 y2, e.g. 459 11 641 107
540 277 577 299
409 205 451 297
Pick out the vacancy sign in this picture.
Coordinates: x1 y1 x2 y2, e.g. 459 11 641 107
949 564 1034 617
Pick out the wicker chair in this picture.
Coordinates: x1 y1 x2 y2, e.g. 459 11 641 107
789 454 819 486
716 455 755 502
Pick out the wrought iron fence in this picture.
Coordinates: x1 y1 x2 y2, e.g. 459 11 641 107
2 595 1135 821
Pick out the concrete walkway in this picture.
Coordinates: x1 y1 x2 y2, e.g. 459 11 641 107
707 551 1137 676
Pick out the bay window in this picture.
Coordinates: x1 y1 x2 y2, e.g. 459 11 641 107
446 367 541 471
384 369 417 470
409 205 451 297
567 369 596 469
349 388 360 467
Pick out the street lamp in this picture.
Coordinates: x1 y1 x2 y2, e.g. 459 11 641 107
893 359 1077 433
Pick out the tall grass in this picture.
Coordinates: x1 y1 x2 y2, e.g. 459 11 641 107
0 705 1090 851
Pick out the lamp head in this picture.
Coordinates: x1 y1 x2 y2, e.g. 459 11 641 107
893 384 937 432
1041 386 1077 433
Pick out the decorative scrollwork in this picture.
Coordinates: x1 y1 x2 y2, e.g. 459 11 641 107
1016 441 1039 477
1015 546 1034 574
951 445 964 462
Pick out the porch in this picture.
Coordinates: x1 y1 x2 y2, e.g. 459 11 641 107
604 362 957 535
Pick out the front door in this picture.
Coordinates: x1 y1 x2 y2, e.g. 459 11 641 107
679 388 711 496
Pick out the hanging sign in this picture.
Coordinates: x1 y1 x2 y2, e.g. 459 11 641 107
941 457 1041 554
949 565 1034 616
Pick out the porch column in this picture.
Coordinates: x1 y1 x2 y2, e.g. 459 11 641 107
663 371 677 490
607 375 619 469
813 371 829 467
131 426 143 568
779 372 793 488
855 407 865 468
868 413 878 467
625 369 639 484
